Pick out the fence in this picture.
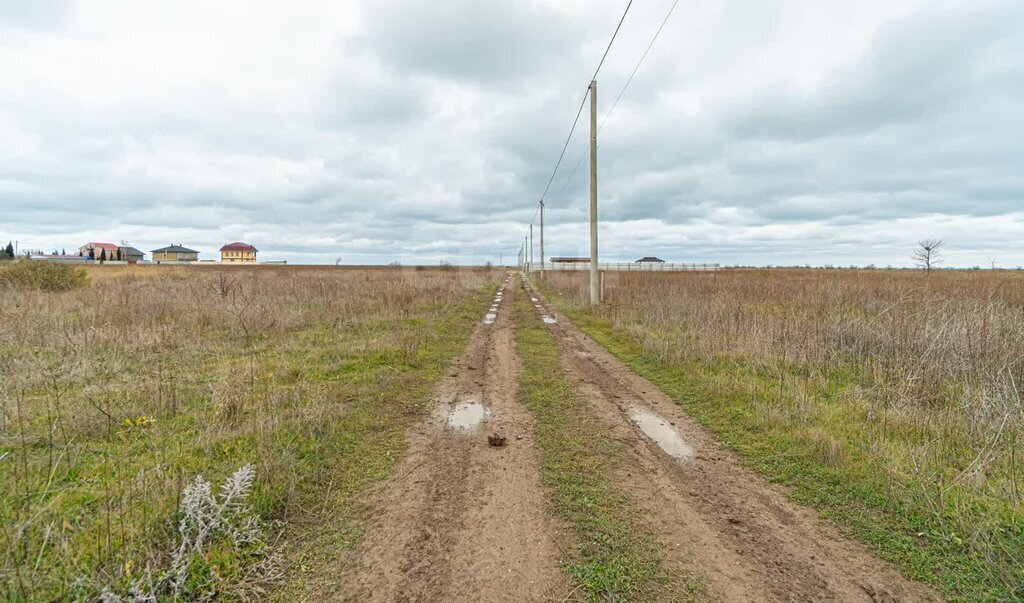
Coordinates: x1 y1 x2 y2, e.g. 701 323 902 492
537 262 718 272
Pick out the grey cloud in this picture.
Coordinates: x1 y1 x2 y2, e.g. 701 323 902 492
353 0 581 83
3 0 1024 267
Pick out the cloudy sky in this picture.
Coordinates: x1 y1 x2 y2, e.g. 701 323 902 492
2 0 1022 266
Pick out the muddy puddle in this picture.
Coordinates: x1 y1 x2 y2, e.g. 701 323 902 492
483 313 497 324
630 407 694 460
542 316 557 324
447 399 492 430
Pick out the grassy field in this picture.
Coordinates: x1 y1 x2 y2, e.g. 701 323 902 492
0 263 494 600
539 269 1024 602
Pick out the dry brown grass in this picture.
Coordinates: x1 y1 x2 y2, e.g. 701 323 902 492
542 268 1024 600
0 265 495 600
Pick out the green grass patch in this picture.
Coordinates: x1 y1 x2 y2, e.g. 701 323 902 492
513 285 704 602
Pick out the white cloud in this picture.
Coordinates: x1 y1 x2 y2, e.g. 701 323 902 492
1 0 1022 266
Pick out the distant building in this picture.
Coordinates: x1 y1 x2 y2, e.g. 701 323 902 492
31 254 89 265
119 246 145 264
151 244 199 264
219 242 258 263
635 257 665 263
550 257 591 264
78 242 118 260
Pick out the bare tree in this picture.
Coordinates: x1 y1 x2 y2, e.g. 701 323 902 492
912 239 944 274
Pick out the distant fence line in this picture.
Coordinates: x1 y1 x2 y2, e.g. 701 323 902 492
534 262 719 272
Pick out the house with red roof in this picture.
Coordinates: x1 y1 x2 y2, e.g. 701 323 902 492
220 242 258 263
78 242 119 261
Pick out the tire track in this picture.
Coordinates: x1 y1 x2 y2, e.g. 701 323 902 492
343 277 570 602
523 276 941 603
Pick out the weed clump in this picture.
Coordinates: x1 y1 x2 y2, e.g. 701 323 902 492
0 260 87 291
99 465 263 602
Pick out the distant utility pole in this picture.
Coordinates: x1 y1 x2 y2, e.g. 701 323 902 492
539 201 545 277
529 224 533 273
589 80 600 306
525 235 529 272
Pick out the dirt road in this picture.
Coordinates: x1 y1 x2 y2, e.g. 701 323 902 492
342 277 570 601
337 274 940 602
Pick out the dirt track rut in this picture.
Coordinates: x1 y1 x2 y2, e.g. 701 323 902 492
522 277 940 602
343 277 569 602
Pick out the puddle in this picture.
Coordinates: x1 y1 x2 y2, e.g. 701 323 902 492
483 313 496 324
542 316 557 324
531 297 539 302
448 400 492 430
630 407 694 461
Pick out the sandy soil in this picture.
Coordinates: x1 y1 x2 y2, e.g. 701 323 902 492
522 278 941 603
340 278 571 602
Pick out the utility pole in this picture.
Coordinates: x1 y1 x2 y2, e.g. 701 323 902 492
539 201 545 277
589 80 599 306
524 235 529 272
529 224 533 274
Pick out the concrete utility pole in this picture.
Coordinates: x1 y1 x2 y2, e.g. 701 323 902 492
525 235 529 272
589 80 600 306
529 224 533 274
539 201 545 277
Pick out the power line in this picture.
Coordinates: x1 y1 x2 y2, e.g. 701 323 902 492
537 92 589 207
589 0 635 85
552 0 681 202
604 0 680 131
535 0 636 212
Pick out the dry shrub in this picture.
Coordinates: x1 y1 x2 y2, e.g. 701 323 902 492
0 259 88 291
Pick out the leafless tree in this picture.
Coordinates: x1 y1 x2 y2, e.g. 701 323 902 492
913 239 944 274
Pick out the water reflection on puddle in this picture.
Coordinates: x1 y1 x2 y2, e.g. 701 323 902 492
630 407 694 461
448 400 491 430
542 316 557 324
483 313 497 324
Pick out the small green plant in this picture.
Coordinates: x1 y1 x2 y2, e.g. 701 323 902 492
0 259 87 291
